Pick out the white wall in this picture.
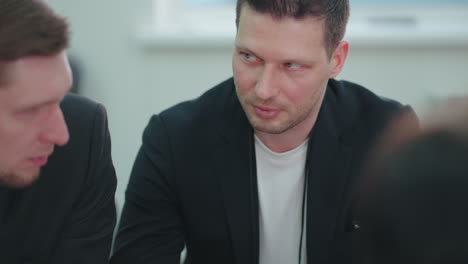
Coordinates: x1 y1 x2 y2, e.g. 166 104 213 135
47 0 468 213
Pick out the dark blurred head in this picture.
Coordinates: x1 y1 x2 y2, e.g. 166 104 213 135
235 0 349 57
0 0 69 85
356 99 468 264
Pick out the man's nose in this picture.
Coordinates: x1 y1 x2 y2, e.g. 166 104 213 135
255 64 280 100
40 106 70 146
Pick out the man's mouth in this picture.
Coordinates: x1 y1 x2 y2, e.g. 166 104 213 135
28 154 51 167
254 105 281 119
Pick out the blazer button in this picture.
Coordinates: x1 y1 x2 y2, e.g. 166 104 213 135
352 220 360 230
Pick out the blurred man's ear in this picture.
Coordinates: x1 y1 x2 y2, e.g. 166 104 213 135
329 41 349 79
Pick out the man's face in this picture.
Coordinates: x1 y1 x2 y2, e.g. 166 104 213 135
233 4 347 139
0 51 71 188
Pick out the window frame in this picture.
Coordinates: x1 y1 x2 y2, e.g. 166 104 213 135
140 0 468 49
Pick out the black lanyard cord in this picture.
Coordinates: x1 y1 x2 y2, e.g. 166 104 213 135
298 164 308 264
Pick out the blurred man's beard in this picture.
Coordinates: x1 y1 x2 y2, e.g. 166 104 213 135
0 170 40 188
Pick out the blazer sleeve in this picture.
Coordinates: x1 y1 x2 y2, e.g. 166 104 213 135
50 103 117 263
110 114 185 264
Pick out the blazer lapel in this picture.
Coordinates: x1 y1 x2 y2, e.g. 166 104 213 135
213 84 257 264
306 88 353 263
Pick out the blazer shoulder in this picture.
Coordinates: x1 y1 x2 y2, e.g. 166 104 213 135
58 93 110 164
329 79 404 114
62 93 100 111
152 78 235 132
61 93 107 126
327 79 410 128
324 79 415 143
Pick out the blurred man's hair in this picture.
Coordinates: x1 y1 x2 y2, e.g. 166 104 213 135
0 0 69 86
235 0 349 57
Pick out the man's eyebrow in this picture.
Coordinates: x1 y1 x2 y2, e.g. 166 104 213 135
235 44 316 65
235 45 260 57
234 44 247 51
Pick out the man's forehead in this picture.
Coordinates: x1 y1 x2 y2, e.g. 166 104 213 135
0 85 62 110
0 58 37 88
0 53 71 108
236 8 328 63
0 61 16 89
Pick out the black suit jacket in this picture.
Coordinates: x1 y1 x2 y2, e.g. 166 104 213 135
0 94 117 264
111 78 411 264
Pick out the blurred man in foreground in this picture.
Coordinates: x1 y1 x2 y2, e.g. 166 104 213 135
356 97 468 264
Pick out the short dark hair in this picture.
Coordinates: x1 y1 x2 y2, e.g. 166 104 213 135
0 0 69 85
235 0 349 57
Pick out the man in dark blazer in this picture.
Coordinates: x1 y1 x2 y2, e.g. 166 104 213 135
0 94 117 263
111 0 416 263
0 0 117 262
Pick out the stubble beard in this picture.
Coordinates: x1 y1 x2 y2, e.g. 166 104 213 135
249 106 316 134
0 169 40 188
235 83 325 136
243 96 319 135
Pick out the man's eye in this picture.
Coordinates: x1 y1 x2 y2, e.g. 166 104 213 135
18 104 51 117
242 52 256 62
21 106 41 115
285 62 301 70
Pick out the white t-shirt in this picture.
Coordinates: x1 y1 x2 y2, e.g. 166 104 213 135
255 135 308 264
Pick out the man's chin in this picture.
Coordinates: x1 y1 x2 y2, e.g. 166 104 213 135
0 170 40 189
252 122 290 135
248 115 288 134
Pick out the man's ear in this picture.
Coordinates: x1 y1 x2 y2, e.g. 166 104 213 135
329 40 349 79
